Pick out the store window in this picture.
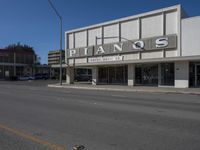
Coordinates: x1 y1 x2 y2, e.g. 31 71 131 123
135 64 158 86
189 62 200 87
98 66 127 85
161 63 174 86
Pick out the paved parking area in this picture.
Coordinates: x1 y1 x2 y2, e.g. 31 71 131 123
0 81 200 150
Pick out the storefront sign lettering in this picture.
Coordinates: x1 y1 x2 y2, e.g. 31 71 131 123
68 34 176 58
96 46 105 54
88 56 123 63
156 37 168 48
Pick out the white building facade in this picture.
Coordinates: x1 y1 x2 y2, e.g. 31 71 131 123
65 5 200 88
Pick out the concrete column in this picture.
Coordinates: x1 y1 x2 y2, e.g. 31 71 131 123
128 64 135 86
92 67 98 85
66 67 74 84
175 61 189 88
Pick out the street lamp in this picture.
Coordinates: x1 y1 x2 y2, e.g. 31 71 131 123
48 0 63 85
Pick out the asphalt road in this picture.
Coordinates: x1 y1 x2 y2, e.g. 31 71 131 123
0 80 200 150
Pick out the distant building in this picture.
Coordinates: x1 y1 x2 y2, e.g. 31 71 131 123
48 50 66 79
0 48 51 80
0 48 36 79
34 64 51 76
48 50 91 81
48 50 65 65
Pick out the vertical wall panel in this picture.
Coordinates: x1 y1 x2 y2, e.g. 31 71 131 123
182 17 200 56
121 20 139 41
165 11 178 34
88 27 102 46
103 24 119 44
68 33 74 49
75 31 87 48
141 14 163 38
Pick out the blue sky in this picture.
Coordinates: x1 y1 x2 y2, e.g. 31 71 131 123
0 0 200 64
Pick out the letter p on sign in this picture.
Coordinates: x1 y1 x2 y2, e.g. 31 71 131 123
70 49 76 57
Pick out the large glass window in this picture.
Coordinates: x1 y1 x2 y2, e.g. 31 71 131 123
135 64 158 86
98 67 108 84
74 68 92 82
98 66 127 85
190 62 200 87
135 66 142 85
197 65 200 87
161 63 174 86
189 63 195 87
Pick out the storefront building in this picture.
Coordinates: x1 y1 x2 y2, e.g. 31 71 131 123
65 5 200 88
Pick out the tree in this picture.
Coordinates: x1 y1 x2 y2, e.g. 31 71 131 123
5 42 35 54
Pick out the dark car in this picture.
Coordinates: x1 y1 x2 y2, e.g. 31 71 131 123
34 73 49 80
74 74 92 82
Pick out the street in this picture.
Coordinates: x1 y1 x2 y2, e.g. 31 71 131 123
0 81 200 150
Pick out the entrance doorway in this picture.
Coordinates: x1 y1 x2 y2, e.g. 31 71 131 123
189 63 200 87
161 63 174 86
135 64 158 86
98 66 127 85
195 64 200 87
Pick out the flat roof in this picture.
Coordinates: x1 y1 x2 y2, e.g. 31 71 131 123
65 4 181 34
48 50 65 54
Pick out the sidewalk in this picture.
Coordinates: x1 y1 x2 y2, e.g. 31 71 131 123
48 83 200 95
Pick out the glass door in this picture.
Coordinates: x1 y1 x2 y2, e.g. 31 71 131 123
135 64 158 86
142 64 158 86
195 64 200 87
161 63 174 86
98 66 127 85
98 67 108 84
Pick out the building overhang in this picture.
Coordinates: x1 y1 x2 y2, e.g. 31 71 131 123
0 63 28 66
68 55 200 67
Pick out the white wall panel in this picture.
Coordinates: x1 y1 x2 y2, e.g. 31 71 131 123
175 61 189 88
68 33 74 49
88 27 102 46
166 11 178 34
141 51 163 59
123 53 139 60
75 31 87 48
141 14 163 38
165 50 177 57
103 24 119 44
75 58 87 64
121 20 139 41
182 17 200 56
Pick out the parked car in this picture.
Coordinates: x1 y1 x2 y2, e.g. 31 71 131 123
34 74 43 80
34 73 49 80
74 74 92 82
18 76 35 81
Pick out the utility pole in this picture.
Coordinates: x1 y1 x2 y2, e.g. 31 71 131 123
13 52 16 77
48 0 63 85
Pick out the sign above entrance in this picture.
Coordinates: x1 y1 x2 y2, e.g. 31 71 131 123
67 34 177 58
88 56 123 63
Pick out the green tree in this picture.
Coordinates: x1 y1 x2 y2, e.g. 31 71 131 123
5 42 35 54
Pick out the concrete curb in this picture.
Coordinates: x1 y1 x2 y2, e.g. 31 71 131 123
47 84 200 95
